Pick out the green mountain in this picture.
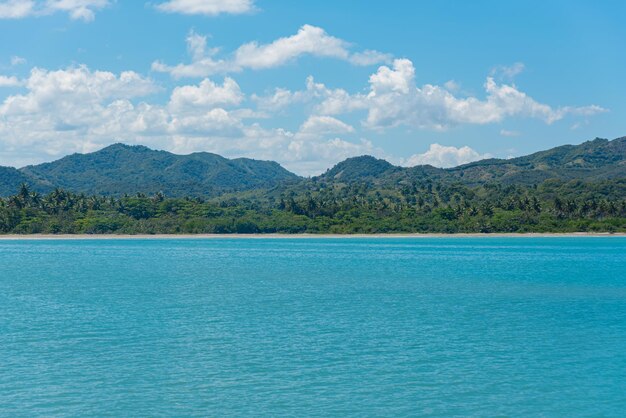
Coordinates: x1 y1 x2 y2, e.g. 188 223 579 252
1 136 625 198
446 137 626 185
317 136 626 187
18 143 299 197
1 136 625 235
323 156 397 180
0 166 51 196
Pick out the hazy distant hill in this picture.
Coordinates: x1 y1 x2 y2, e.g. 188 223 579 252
18 144 299 197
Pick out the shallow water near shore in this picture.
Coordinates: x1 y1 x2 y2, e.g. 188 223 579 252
1 237 625 416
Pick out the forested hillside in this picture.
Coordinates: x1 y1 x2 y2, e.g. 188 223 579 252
1 136 626 234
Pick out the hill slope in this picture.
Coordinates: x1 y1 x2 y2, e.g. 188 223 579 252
18 144 299 197
1 136 625 197
446 137 626 185
317 136 626 187
0 166 52 196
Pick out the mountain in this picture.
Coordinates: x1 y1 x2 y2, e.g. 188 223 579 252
317 136 626 187
445 137 626 185
320 156 399 182
1 136 625 197
17 144 299 197
0 166 51 196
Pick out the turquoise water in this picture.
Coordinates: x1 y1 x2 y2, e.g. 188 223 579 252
1 238 625 416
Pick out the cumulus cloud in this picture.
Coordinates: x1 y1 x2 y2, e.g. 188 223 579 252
299 115 354 135
234 25 350 69
1 66 157 116
0 64 378 175
156 0 255 16
253 75 367 115
0 66 160 161
153 25 392 78
0 0 35 18
0 0 109 21
403 144 490 168
287 58 607 130
169 77 244 110
0 75 21 87
0 56 609 176
254 59 606 131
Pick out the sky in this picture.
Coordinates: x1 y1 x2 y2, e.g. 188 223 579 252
0 0 624 175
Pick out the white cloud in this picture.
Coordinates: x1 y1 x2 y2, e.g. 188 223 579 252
234 24 350 69
403 144 490 168
0 75 21 87
0 64 378 175
10 56 26 66
0 0 108 21
444 80 460 92
349 50 393 66
0 0 35 18
153 25 392 78
236 25 389 70
1 66 157 116
369 58 415 94
45 0 109 21
156 0 255 16
0 58 609 177
300 115 354 135
170 108 243 136
169 77 244 110
253 76 367 115
255 59 605 131
317 58 607 130
0 66 160 161
252 87 301 111
151 30 230 78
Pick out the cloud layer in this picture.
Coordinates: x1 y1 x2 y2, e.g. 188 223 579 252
0 53 608 175
0 15 609 176
257 58 607 131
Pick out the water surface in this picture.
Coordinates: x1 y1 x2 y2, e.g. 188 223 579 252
1 237 625 416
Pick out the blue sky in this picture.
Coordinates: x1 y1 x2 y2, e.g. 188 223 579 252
0 0 623 174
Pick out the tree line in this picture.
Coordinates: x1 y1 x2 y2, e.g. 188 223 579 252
1 181 625 234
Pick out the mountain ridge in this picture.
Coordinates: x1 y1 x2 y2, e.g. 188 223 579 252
16 143 300 197
1 136 625 197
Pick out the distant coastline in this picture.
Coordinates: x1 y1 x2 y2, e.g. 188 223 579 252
1 233 625 240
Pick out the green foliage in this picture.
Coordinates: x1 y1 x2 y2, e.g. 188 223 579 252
1 178 625 234
1 136 626 234
13 143 299 197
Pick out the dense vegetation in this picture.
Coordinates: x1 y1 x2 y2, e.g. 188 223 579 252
1 136 625 234
2 180 625 234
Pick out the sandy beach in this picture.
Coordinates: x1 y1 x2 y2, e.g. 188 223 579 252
0 233 624 240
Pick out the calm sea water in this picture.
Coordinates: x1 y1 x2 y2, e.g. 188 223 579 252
1 237 625 416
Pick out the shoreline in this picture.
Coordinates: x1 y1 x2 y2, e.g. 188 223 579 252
0 232 625 240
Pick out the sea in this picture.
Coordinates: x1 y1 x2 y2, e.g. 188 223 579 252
1 237 625 416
